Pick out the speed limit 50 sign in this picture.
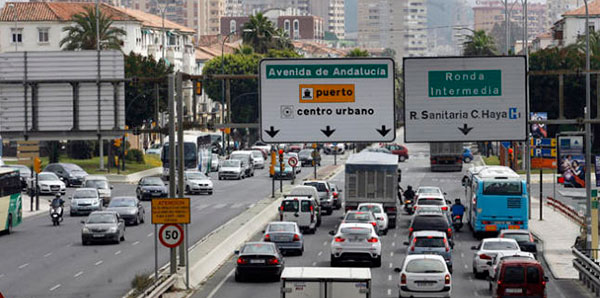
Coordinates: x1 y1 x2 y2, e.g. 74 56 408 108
159 224 184 248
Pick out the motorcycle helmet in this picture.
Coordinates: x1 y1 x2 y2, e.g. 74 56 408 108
455 198 461 204
407 185 412 190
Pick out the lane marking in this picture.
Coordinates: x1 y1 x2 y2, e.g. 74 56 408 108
317 251 323 256
392 242 395 247
387 289 392 296
115 250 122 255
18 263 29 269
247 203 256 209
474 290 480 296
212 203 227 209
460 252 465 258
43 252 53 258
195 204 209 211
74 271 83 278
49 284 61 292
312 262 317 266
94 260 103 266
464 264 468 269
132 241 140 246
389 262 393 268
388 275 392 281
231 203 244 209
147 233 153 237
394 233 397 237
206 268 235 298
323 241 327 246
390 252 394 257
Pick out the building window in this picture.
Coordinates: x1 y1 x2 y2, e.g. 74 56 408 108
38 28 49 43
293 19 299 39
11 28 22 44
284 20 290 33
230 20 236 33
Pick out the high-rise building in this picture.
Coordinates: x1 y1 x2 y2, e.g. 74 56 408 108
473 0 547 41
546 0 581 29
225 0 243 16
310 0 345 39
344 0 358 39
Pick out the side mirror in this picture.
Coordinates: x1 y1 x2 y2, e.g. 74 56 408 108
47 199 52 202
119 219 124 223
339 216 344 220
294 213 299 217
443 192 447 196
328 230 335 236
110 186 114 189
403 241 409 246
393 267 401 273
486 261 492 266
471 246 478 250
544 276 549 282
446 200 452 205
234 250 240 255
80 220 85 224
261 230 265 233
450 241 455 249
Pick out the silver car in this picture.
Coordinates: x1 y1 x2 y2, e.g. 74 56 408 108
329 223 382 267
81 211 125 245
70 188 102 216
263 221 304 255
302 180 334 215
184 171 213 195
106 197 145 225
404 231 453 273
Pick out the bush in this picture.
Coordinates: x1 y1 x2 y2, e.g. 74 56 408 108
67 141 94 159
125 149 145 163
130 271 153 296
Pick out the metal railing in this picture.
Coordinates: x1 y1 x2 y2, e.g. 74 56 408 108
572 246 600 296
547 196 585 226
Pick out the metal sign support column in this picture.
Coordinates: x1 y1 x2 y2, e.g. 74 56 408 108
168 74 177 275
592 189 598 259
177 72 186 268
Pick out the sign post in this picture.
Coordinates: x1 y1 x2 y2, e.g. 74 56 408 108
159 224 184 248
259 58 395 144
403 57 527 142
289 157 298 185
592 189 598 259
530 136 557 221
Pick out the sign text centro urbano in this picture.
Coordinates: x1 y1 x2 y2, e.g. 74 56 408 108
403 56 527 143
259 58 396 143
151 198 191 224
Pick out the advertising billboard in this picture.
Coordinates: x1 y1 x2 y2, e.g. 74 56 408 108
558 135 585 188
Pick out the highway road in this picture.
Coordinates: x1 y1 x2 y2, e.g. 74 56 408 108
0 153 342 298
193 142 594 298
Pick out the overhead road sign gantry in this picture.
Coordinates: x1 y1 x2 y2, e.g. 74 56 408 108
259 58 396 143
403 56 527 142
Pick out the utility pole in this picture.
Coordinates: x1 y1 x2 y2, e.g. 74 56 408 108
96 0 104 170
584 0 594 252
167 74 177 274
523 0 531 220
176 72 186 267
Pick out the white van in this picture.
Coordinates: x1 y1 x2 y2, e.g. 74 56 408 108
83 175 113 206
279 196 319 234
289 186 322 226
229 151 255 178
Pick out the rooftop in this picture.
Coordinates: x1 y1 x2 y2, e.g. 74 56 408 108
563 0 600 16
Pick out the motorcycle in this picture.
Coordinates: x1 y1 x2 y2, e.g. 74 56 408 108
399 185 415 215
452 214 463 232
49 200 64 226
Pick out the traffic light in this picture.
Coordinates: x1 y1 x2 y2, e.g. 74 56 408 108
278 149 284 162
114 138 122 148
195 81 203 95
270 151 276 176
33 157 41 174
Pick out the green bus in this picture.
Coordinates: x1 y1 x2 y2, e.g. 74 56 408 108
0 168 22 234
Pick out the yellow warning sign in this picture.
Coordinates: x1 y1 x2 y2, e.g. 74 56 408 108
299 84 355 103
151 198 191 224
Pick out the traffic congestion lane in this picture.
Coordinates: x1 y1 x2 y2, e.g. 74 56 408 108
193 145 593 298
0 153 342 298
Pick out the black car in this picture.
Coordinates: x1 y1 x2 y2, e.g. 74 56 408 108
298 149 321 167
43 163 88 187
2 164 31 189
499 229 538 256
235 242 284 282
408 212 453 243
106 197 145 225
136 177 168 201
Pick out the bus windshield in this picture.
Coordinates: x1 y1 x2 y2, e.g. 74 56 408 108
482 181 522 195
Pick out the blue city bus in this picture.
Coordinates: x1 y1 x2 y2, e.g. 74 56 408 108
463 166 528 237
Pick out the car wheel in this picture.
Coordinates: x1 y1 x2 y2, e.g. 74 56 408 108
208 191 213 195
7 215 12 234
372 255 382 267
134 216 139 226
140 213 145 224
399 156 406 162
330 255 338 267
82 238 87 246
185 186 190 194
218 176 222 180
235 272 244 282
120 233 125 242
464 157 472 163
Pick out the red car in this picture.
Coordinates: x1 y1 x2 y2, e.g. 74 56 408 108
491 258 548 298
384 144 409 162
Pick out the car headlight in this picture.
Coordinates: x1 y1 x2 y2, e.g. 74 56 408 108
92 200 99 206
109 227 118 233
71 200 78 206
130 209 138 214
207 182 213 187
142 188 150 193
82 227 90 233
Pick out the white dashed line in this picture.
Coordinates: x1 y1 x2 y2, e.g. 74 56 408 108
247 203 256 209
390 252 394 257
49 284 61 292
18 263 29 269
132 241 140 246
94 260 103 266
392 242 396 247
388 275 392 281
389 262 393 268
312 262 317 266
474 290 480 296
317 251 323 256
460 252 465 258
115 250 122 255
43 252 53 258
464 264 468 269
195 204 209 211
147 233 153 237
74 271 83 278
212 203 226 209
387 289 392 296
206 269 234 298
394 233 397 237
323 241 328 246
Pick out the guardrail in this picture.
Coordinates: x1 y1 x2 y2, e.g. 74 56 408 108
546 196 585 226
572 246 600 296
134 274 177 298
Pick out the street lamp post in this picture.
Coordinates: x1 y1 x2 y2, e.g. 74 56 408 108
584 0 593 252
96 0 103 170
221 31 236 156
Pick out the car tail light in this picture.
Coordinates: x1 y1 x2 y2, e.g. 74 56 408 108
334 237 345 242
431 158 437 164
310 205 314 212
455 215 461 219
293 234 300 241
333 192 338 198
480 254 492 260
444 238 449 252
515 221 524 224
482 221 491 224
367 237 378 243
441 206 448 211
386 207 397 212
400 274 407 284
447 228 452 237
530 234 535 242
267 257 280 265
264 234 271 242
445 274 450 285
413 206 418 210
409 227 414 233
371 222 377 227
280 206 284 211
237 257 248 264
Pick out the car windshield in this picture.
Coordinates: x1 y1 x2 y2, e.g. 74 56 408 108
186 172 207 180
358 205 382 213
502 233 531 242
405 259 446 273
74 190 97 198
242 243 275 254
304 182 327 192
299 150 311 157
281 200 299 212
483 241 519 250
87 214 116 224
222 160 240 167
418 187 441 195
483 181 522 195
142 177 164 186
340 227 371 235
251 151 262 158
415 237 445 247
63 164 85 172
417 198 444 206
109 199 136 207
85 180 108 189
230 154 247 161
268 223 295 232
345 212 372 221
503 266 525 283
411 216 448 230
39 174 58 181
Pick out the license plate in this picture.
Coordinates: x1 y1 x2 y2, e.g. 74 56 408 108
508 225 521 229
485 225 497 231
249 259 265 264
93 234 103 238
416 281 435 286
505 288 523 294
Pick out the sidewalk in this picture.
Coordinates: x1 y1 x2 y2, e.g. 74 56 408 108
21 194 50 219
529 198 579 279
106 167 162 183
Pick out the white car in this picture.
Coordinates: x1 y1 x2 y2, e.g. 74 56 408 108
218 159 243 180
415 186 445 199
396 254 451 298
413 193 450 213
330 223 381 267
83 175 112 206
31 172 66 195
357 203 388 235
210 153 220 172
472 238 521 278
145 143 162 155
184 171 213 195
250 150 265 169
487 251 535 281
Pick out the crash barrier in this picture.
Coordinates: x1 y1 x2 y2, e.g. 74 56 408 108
572 246 600 297
546 196 585 227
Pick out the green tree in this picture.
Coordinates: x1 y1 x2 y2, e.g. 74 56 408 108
59 7 126 50
382 48 396 59
124 52 173 128
462 30 498 56
242 13 276 54
576 31 600 57
346 48 370 57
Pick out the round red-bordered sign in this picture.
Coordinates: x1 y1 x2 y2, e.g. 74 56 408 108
159 224 184 248
288 157 298 167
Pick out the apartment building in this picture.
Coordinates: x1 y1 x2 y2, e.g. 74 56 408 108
552 0 600 47
473 0 547 41
546 0 581 29
220 14 324 41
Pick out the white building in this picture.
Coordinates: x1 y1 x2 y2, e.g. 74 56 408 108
552 1 600 47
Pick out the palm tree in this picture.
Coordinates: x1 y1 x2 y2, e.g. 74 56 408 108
576 31 600 56
242 13 276 53
272 27 294 51
462 30 498 56
346 48 369 57
60 7 126 51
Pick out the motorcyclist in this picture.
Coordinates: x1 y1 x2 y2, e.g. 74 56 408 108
402 185 415 203
451 199 465 219
50 194 65 217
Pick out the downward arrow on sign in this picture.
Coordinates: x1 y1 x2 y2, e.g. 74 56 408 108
458 124 473 135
